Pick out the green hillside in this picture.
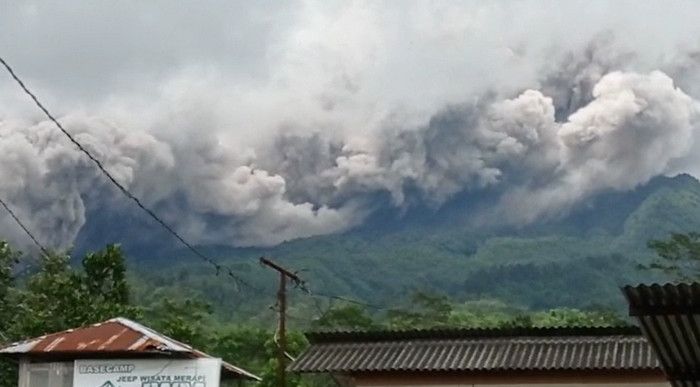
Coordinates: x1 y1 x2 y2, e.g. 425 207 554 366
130 174 700 323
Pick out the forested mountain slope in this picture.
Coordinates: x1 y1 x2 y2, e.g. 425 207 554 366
125 174 700 322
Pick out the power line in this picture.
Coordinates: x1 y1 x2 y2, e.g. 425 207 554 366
0 57 400 308
253 256 402 314
0 57 404 334
0 56 256 290
286 271 394 312
0 196 49 257
262 259 392 311
309 290 388 310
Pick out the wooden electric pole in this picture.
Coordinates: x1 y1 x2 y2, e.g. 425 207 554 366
260 257 305 387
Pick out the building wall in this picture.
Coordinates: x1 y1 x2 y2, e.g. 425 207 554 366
355 383 669 387
351 372 670 387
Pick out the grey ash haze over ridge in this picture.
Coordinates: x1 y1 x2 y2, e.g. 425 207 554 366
2 1 700 249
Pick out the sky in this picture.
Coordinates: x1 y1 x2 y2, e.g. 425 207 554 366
2 1 700 250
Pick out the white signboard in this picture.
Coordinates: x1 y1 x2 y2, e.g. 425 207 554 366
73 358 221 387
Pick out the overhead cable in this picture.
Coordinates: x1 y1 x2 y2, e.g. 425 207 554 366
0 196 49 257
0 56 256 290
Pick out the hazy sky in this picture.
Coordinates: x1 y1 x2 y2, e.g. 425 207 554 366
3 1 700 113
2 1 700 249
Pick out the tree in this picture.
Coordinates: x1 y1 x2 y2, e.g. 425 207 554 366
12 245 140 337
146 297 213 350
258 330 309 387
387 292 453 329
0 242 19 340
312 304 377 331
529 308 625 327
211 325 270 371
645 232 700 281
81 245 132 309
0 243 141 387
0 242 20 387
0 241 333 386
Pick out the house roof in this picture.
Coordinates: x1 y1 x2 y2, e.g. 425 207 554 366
623 283 700 387
0 317 260 381
289 326 661 375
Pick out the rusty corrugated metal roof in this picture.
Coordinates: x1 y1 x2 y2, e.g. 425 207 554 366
0 317 260 381
624 283 700 387
0 318 187 354
289 326 661 374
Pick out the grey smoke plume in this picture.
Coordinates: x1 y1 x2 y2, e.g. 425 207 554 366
539 32 636 120
498 71 696 222
268 69 697 225
1 63 698 250
2 2 700 249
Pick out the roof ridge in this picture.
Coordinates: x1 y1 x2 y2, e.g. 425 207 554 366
110 317 191 352
622 281 700 288
305 325 643 343
0 319 104 351
290 330 660 374
110 318 260 381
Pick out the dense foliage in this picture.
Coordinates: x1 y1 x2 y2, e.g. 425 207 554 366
2 174 698 386
0 242 629 387
644 232 700 280
0 243 138 387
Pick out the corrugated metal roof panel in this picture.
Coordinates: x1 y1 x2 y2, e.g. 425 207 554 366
0 317 260 381
290 327 661 374
624 283 700 387
0 318 189 354
305 325 644 342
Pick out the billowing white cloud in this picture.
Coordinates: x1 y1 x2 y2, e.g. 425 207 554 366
1 1 700 249
498 71 697 222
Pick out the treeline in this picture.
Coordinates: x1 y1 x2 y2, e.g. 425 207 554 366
0 242 628 387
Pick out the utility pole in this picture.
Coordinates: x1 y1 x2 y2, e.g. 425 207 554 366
260 257 305 387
